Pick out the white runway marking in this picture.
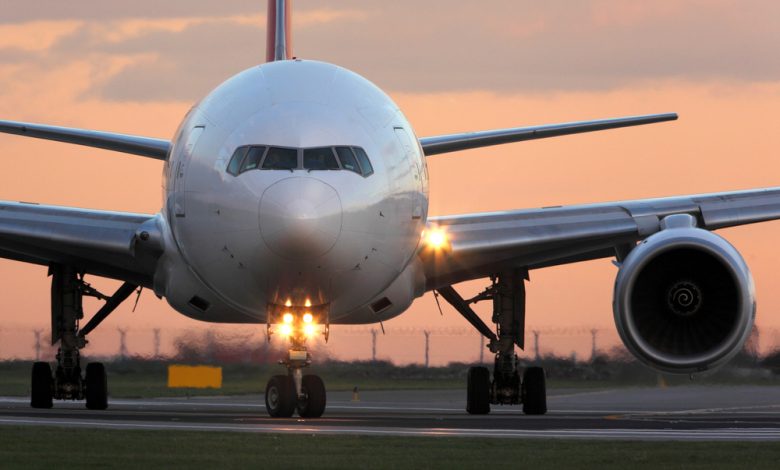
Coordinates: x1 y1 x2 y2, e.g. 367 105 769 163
0 397 653 415
1 395 778 416
1 416 779 441
2 386 779 441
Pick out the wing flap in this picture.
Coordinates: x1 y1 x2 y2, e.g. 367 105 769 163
0 120 170 159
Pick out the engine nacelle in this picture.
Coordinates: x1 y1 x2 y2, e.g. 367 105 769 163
613 214 755 373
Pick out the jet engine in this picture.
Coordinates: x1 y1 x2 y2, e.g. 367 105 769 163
613 214 755 373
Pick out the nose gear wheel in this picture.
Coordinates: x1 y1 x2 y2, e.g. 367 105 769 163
265 307 328 418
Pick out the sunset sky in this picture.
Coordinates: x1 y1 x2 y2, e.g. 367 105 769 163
0 1 779 364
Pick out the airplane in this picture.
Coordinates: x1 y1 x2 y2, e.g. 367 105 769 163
0 0 776 418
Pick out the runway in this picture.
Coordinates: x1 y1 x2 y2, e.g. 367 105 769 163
1 385 779 440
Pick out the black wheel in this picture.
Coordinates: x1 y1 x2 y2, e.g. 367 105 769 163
522 366 547 415
85 362 108 410
297 375 326 418
265 375 296 418
466 366 491 414
30 362 53 409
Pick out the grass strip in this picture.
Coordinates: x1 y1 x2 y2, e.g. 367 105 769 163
0 426 778 469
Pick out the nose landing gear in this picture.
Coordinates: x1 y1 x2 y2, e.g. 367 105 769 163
265 307 327 418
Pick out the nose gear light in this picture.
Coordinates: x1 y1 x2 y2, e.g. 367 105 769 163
279 323 293 336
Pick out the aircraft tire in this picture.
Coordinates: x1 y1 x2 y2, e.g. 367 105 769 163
466 366 491 414
85 362 109 410
265 375 296 418
521 366 547 415
297 374 326 418
30 362 53 409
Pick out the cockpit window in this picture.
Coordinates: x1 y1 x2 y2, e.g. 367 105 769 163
240 146 266 172
304 147 339 170
226 146 249 176
335 147 361 175
227 145 374 177
262 147 298 170
352 147 374 177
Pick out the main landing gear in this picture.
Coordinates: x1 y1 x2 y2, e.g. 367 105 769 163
265 308 327 418
438 269 547 415
30 264 138 410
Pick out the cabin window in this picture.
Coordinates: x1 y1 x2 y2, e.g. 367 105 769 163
262 147 298 170
304 147 340 170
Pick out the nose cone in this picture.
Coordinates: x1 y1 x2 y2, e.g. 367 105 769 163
259 177 342 260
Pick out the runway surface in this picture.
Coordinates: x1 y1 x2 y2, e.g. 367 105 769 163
1 385 779 440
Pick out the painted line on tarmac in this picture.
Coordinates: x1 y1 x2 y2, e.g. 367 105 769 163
641 403 780 415
1 417 780 440
0 397 666 415
547 390 617 399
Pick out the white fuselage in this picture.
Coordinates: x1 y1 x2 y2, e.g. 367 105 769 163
156 60 429 324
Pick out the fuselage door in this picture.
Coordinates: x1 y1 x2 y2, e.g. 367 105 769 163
393 127 423 219
173 125 205 217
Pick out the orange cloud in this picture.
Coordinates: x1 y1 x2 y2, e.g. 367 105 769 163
0 20 82 51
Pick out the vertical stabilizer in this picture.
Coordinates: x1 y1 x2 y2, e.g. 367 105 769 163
266 0 293 62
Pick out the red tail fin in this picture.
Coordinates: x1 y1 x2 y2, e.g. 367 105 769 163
266 0 293 62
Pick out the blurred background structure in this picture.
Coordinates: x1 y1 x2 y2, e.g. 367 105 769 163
1 322 776 367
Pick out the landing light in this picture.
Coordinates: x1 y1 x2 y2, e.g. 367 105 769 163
283 313 294 324
425 228 448 249
303 313 313 324
280 324 293 336
303 324 316 337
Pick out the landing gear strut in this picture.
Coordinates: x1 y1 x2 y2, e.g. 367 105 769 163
30 264 137 410
438 269 547 415
265 307 327 418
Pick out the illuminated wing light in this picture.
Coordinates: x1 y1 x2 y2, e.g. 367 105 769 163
425 228 449 250
283 312 294 324
280 324 293 336
303 324 316 337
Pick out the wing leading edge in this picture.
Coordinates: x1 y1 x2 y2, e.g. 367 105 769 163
419 113 677 156
420 187 780 290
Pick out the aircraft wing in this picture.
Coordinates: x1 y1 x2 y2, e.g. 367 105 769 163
0 120 170 159
0 201 165 287
420 187 780 290
419 113 677 156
